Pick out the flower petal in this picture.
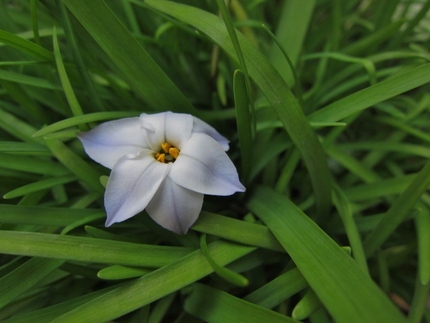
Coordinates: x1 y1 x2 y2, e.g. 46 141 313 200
139 112 193 150
78 117 147 169
169 133 245 195
104 149 171 226
146 176 203 234
192 116 230 151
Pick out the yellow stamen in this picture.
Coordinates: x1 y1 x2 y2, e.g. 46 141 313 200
169 147 180 159
156 153 166 163
155 142 180 163
161 142 171 153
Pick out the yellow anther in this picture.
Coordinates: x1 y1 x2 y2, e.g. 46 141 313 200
161 142 171 153
156 153 166 163
155 142 180 163
169 147 180 159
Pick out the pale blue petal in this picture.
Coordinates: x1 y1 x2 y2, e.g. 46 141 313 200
192 116 230 151
78 117 147 169
139 112 193 151
146 176 204 234
104 149 171 226
164 112 193 149
169 133 245 195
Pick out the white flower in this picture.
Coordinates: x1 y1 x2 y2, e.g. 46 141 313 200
78 111 245 234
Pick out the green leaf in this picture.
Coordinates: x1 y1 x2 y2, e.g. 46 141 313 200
269 0 315 87
0 142 50 154
0 205 102 227
0 258 64 309
49 240 253 322
248 186 406 323
0 108 41 143
1 286 118 323
44 138 104 194
363 162 430 257
200 234 249 287
244 268 307 309
52 27 88 130
192 211 283 252
415 206 430 285
233 69 253 182
291 289 321 320
0 153 68 176
33 111 140 137
97 265 152 280
308 63 430 123
0 231 192 267
0 69 61 90
0 29 53 61
3 174 77 199
332 184 369 275
184 283 298 323
61 0 197 115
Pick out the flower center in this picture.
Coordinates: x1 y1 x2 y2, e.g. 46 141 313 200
154 142 180 163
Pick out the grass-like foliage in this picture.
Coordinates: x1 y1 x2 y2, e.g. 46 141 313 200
0 0 429 322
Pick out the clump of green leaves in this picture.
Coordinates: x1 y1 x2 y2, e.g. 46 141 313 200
0 0 429 322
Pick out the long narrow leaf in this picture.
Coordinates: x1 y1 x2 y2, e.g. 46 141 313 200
308 63 430 123
0 258 64 309
0 29 53 61
185 283 297 323
363 162 430 257
61 0 196 114
0 231 191 267
50 240 253 322
248 186 406 323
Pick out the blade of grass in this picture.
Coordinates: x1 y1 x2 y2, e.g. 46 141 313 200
0 80 48 124
0 231 192 267
262 24 303 106
191 211 283 252
97 265 151 280
30 0 41 45
363 162 430 257
415 205 430 285
269 0 316 87
248 186 406 323
1 285 119 323
0 29 53 61
244 268 308 309
342 20 404 55
0 205 103 227
200 234 249 287
4 174 77 199
185 283 297 323
57 1 104 111
344 174 415 201
0 142 50 154
292 289 321 320
233 69 253 182
0 69 61 90
0 258 65 309
33 111 140 137
52 27 88 130
308 63 430 123
44 138 104 194
407 279 430 323
332 184 369 275
49 240 253 322
0 153 68 176
61 0 197 115
216 0 252 99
